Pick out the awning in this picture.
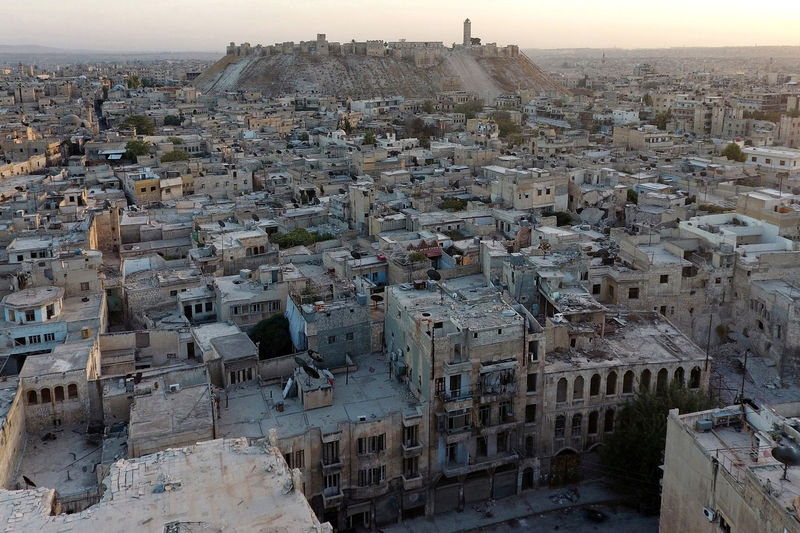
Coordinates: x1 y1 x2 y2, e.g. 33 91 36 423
107 154 122 160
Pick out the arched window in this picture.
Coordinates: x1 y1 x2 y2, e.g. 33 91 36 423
641 369 651 392
604 409 615 433
571 413 582 436
623 371 634 394
674 367 685 387
54 386 64 402
555 415 566 438
690 367 701 389
657 369 668 395
606 371 617 395
41 388 51 403
68 384 78 400
573 376 584 401
246 248 252 256
259 246 265 254
588 411 598 434
27 390 38 405
556 378 568 403
590 374 601 396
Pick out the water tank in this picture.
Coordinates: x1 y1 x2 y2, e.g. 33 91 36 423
240 269 251 280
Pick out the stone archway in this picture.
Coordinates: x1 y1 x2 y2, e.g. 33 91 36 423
550 448 580 486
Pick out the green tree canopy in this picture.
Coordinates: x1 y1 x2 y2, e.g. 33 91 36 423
126 74 141 89
421 100 435 114
492 111 521 138
122 114 155 135
248 315 294 360
542 210 574 227
721 142 746 162
454 99 484 119
161 150 191 163
363 131 377 146
627 188 639 204
270 228 334 249
164 115 181 126
601 384 716 509
124 140 151 160
643 93 653 106
655 110 672 131
438 197 467 211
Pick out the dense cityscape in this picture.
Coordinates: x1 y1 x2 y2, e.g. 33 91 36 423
1 12 800 533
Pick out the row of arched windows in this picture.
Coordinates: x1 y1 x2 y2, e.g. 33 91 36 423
245 246 266 256
27 384 78 405
555 410 616 438
555 366 702 404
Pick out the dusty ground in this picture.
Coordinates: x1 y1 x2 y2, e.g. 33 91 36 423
471 504 658 533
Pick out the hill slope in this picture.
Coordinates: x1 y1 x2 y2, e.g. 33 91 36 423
195 50 568 99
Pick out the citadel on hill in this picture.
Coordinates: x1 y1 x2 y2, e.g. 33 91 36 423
225 19 521 68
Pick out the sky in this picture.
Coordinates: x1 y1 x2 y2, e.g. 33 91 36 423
4 0 800 53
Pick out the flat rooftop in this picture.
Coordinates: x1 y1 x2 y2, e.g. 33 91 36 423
0 438 331 532
217 351 421 440
546 311 706 371
19 340 91 377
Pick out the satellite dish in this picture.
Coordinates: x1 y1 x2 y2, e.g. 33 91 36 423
301 363 320 380
251 213 260 222
772 446 800 479
427 269 441 281
217 220 225 228
307 349 323 363
350 250 362 260
294 355 307 367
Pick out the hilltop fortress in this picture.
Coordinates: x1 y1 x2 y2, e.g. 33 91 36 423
197 19 565 98
226 20 520 69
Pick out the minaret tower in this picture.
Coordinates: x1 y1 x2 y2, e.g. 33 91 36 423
463 18 471 46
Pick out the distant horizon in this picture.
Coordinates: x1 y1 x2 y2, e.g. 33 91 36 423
3 0 800 52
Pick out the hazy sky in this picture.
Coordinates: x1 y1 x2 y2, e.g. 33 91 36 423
5 0 800 52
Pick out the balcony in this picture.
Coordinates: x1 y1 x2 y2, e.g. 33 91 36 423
444 358 471 375
402 474 423 491
351 481 389 501
320 458 343 474
443 451 519 477
322 487 343 509
438 389 474 411
402 441 423 458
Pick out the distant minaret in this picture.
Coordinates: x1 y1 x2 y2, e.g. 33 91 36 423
463 18 472 46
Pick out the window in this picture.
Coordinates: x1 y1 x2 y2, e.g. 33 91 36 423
590 374 600 396
554 415 565 438
54 386 64 402
358 434 385 454
44 333 55 342
435 378 445 395
623 371 634 394
324 473 339 491
690 367 701 389
604 409 615 432
592 284 600 294
628 287 639 299
497 431 509 452
170 290 178 297
479 404 491 426
68 384 78 399
403 425 418 447
525 404 537 423
25 310 36 322
556 378 567 403
527 373 537 392
150 186 156 192
81 281 90 291
641 369 651 392
14 337 26 347
528 340 539 361
327 335 336 344
606 371 617 395
588 411 598 434
294 450 304 469
323 441 339 465
250 303 262 313
27 390 37 405
195 303 203 313
358 466 386 486
41 388 51 403
403 456 419 478
28 335 41 344
573 376 584 400
571 413 582 436
8 310 14 322
346 332 354 341
449 374 461 396
660 274 668 284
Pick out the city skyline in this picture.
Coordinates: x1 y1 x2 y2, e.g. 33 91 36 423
3 0 800 53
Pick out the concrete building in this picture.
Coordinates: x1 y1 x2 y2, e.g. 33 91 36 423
660 402 800 533
463 18 472 46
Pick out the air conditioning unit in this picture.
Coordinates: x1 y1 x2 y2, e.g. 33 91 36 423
169 383 181 393
702 506 716 522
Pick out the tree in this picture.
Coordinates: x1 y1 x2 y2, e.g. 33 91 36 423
298 132 309 142
438 198 467 211
421 100 435 114
454 99 484 119
363 131 377 146
248 315 294 359
602 384 716 509
167 136 184 145
627 189 639 204
655 110 672 131
126 74 141 89
164 115 181 126
161 150 191 162
122 114 155 135
124 140 151 160
542 210 573 227
721 142 746 162
643 93 653 106
492 111 521 138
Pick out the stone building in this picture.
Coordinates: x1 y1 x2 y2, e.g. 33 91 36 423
660 402 800 533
